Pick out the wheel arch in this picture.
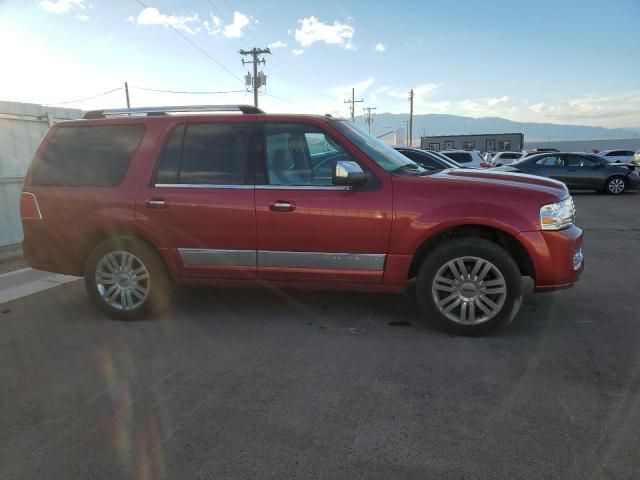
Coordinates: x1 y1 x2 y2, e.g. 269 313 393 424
407 224 535 281
79 228 178 278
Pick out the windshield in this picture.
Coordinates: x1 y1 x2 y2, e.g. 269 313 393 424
334 120 417 172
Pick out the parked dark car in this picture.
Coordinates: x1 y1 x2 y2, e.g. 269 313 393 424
394 147 462 171
522 148 560 158
495 153 639 194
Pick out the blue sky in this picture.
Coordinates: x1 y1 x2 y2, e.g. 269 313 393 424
1 0 639 127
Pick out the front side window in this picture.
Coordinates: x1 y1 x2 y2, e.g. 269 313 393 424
535 155 562 167
32 125 145 186
155 123 251 185
264 123 358 186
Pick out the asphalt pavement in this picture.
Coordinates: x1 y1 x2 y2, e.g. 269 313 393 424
1 191 639 479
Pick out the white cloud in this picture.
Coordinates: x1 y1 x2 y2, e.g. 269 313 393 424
131 7 201 35
457 96 512 116
292 49 304 56
38 0 85 14
529 102 546 113
268 40 287 49
204 11 254 38
294 16 355 49
222 11 251 38
75 13 90 21
374 42 385 52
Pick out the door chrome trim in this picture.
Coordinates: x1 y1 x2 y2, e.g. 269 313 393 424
258 251 385 271
177 249 386 271
155 184 254 189
179 248 256 266
255 185 352 191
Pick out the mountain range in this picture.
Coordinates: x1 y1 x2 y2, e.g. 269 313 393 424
355 113 640 141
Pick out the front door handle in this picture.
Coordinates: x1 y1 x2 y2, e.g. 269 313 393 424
269 200 295 212
145 198 167 209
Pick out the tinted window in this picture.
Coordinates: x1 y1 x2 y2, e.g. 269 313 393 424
445 152 471 163
535 155 562 167
567 155 601 167
155 124 184 184
402 151 440 169
502 153 520 159
32 125 145 186
178 123 250 184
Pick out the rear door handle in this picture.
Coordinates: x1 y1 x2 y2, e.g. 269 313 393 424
145 198 167 209
269 200 295 212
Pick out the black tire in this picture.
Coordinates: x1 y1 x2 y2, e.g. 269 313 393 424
605 176 626 195
84 238 171 320
416 237 523 335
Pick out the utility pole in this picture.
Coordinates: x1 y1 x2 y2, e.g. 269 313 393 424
343 87 363 122
408 89 414 147
363 106 377 133
239 47 271 108
124 82 130 108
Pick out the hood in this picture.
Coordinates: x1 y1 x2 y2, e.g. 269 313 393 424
428 168 568 198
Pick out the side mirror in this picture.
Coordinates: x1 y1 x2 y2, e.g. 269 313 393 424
332 161 367 186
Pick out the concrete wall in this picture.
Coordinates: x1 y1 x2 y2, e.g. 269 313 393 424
524 138 640 153
0 101 83 250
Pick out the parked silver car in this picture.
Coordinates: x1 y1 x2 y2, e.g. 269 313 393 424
491 151 524 167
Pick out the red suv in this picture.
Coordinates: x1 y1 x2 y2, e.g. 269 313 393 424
20 105 584 334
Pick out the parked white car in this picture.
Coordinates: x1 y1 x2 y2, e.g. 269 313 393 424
491 151 525 167
441 149 486 168
598 149 636 164
634 149 640 165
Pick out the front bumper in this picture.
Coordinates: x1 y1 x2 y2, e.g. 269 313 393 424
518 225 584 292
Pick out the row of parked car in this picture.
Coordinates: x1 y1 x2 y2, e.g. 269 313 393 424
396 147 640 194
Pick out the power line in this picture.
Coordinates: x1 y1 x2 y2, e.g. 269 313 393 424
132 86 245 94
134 0 242 82
47 87 123 106
263 93 317 113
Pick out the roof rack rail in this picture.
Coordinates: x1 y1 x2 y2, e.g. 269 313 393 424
83 104 264 119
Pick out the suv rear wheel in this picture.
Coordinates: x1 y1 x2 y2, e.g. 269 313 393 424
84 238 170 320
416 238 523 335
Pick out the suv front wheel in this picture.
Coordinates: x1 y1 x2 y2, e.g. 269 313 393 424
416 238 523 335
84 238 170 320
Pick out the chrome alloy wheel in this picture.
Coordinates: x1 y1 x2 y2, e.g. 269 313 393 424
608 178 625 194
95 251 150 311
431 256 507 325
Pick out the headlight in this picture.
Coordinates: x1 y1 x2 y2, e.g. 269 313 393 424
540 197 575 230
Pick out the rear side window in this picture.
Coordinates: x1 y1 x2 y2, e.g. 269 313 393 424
31 125 145 186
155 123 251 185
